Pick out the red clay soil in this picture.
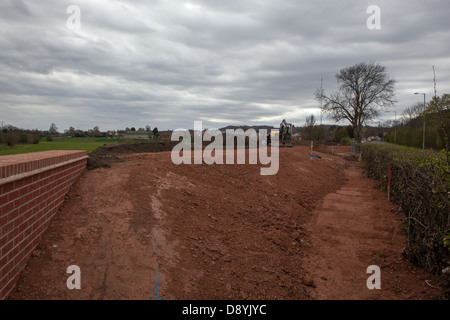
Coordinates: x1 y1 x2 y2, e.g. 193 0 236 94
8 145 441 300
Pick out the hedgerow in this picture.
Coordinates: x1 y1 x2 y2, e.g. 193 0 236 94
360 143 449 297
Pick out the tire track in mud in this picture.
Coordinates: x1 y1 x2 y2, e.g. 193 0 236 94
128 164 195 300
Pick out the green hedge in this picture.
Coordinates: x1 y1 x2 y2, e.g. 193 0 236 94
360 144 449 290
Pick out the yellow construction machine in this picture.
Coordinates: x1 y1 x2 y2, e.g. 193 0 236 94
279 119 293 147
266 119 293 147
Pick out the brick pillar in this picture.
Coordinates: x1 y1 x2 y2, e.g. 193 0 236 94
0 150 88 299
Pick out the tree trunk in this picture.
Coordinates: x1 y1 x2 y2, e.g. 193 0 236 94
353 121 361 143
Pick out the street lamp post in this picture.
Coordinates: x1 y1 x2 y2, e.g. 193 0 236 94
385 110 397 144
414 92 426 150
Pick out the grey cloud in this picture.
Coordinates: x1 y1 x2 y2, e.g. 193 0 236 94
0 0 449 131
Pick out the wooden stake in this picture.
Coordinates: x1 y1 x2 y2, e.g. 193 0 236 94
388 166 391 201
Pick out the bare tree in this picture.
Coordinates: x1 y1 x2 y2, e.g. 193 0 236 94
401 102 425 123
303 114 316 140
49 123 58 136
305 114 316 127
316 61 397 142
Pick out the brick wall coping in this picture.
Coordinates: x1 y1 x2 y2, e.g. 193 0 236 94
0 151 88 183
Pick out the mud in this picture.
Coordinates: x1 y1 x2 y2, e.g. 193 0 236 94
8 146 441 300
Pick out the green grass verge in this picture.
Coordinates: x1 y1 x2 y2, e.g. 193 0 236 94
0 137 170 156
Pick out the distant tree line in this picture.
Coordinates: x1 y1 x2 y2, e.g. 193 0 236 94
385 94 449 150
298 114 355 144
65 125 158 138
0 122 162 146
0 124 42 146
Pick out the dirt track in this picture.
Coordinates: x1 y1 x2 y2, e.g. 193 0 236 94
303 162 439 299
8 145 441 300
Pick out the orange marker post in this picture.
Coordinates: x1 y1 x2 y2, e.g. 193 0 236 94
388 166 391 201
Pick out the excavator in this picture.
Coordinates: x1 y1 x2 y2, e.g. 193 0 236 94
266 119 294 147
279 119 294 147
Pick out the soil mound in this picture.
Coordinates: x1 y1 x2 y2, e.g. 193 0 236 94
87 141 179 169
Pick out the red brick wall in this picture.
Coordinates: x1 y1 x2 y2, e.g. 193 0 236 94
0 150 88 299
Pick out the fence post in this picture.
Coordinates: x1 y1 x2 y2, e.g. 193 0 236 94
388 166 391 201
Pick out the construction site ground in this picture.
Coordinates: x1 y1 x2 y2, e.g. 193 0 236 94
8 144 441 300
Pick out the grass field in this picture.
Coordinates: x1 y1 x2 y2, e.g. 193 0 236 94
0 137 168 156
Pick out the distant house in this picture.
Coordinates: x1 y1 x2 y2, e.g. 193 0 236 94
292 133 301 141
119 132 150 139
158 130 173 139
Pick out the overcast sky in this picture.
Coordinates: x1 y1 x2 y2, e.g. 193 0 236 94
1 0 449 131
